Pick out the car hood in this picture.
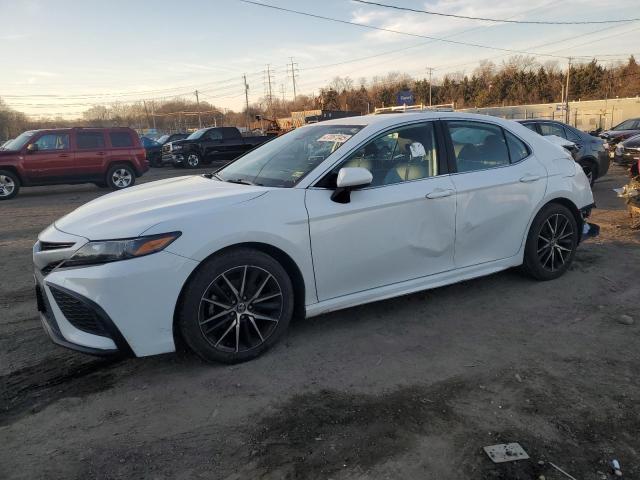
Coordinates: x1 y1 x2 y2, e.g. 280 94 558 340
602 130 639 140
54 175 267 240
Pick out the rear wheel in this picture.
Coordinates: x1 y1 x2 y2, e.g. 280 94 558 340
0 170 20 200
579 160 597 186
106 164 136 190
178 248 294 363
522 203 578 281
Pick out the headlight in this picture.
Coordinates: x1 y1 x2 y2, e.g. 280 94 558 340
62 232 181 267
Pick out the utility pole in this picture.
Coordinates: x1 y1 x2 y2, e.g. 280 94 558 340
280 84 286 103
564 57 572 124
150 101 156 130
426 67 434 106
265 64 274 118
243 74 250 130
194 90 202 128
288 57 298 101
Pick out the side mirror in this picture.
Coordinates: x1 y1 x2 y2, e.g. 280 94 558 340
331 167 373 203
26 143 38 153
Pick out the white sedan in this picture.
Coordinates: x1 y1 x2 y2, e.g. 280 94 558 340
33 112 595 363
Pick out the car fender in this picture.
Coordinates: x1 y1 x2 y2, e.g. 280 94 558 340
143 189 318 305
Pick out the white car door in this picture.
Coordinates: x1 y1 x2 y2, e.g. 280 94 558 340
305 121 457 302
444 120 547 268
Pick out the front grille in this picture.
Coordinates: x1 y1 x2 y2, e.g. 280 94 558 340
41 261 63 276
49 286 108 336
39 241 75 251
36 284 62 336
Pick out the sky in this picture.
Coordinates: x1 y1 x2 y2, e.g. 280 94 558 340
0 0 639 118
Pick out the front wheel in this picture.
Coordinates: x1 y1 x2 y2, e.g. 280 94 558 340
106 164 136 190
184 153 201 169
522 203 578 281
178 249 294 364
0 170 20 200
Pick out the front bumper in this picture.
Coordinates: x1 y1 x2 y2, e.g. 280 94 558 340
161 152 185 165
34 226 199 357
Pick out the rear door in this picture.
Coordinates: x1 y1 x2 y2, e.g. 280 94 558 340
74 130 107 179
24 131 73 182
221 127 245 158
444 120 547 268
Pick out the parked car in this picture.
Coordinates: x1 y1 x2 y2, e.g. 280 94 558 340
613 133 640 166
518 119 608 185
156 133 189 145
599 118 640 156
34 112 595 363
162 126 271 168
0 127 147 200
140 136 163 167
33 112 594 362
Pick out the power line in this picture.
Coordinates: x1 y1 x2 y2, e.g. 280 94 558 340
239 0 588 60
352 0 640 25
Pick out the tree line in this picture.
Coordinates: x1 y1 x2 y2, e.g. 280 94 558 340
1 55 639 139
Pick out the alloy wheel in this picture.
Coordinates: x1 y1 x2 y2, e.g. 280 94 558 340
0 175 15 197
187 154 200 167
536 213 575 272
198 265 283 353
112 169 132 188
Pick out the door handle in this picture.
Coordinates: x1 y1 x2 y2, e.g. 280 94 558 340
520 174 541 183
58 154 69 158
425 188 454 199
96 151 106 156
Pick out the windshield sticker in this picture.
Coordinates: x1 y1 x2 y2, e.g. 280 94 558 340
317 133 353 143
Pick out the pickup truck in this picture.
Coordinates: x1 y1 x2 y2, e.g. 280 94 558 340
162 127 272 168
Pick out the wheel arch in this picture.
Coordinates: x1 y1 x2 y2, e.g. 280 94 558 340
172 241 307 351
530 196 584 244
578 155 599 175
108 160 140 177
0 165 24 184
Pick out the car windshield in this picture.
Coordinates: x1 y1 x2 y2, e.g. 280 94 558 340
186 129 207 140
141 137 159 147
612 119 638 131
217 124 363 187
156 134 169 144
1 131 36 151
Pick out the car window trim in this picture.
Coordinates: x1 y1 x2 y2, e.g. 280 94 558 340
33 132 71 152
309 119 449 190
442 119 533 174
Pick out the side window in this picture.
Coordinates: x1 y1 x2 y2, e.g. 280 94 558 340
504 131 530 163
447 121 509 172
109 132 134 148
33 133 70 151
206 130 223 141
539 123 567 139
339 122 438 187
563 127 581 143
77 132 105 149
522 122 538 133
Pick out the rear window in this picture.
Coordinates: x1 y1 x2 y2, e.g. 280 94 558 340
109 131 134 148
77 132 105 149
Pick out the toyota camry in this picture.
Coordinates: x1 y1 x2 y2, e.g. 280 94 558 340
33 112 595 363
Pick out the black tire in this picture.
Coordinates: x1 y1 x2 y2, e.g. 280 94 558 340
178 248 294 364
579 160 597 186
184 152 201 169
522 203 578 281
0 169 20 200
106 164 136 190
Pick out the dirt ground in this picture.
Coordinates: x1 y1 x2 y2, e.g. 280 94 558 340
1 165 639 480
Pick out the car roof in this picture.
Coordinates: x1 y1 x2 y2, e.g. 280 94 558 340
313 111 522 130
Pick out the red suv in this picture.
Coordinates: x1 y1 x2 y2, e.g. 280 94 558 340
0 127 148 200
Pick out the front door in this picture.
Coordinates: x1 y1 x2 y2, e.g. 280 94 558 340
444 120 547 268
305 121 457 301
23 132 72 182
